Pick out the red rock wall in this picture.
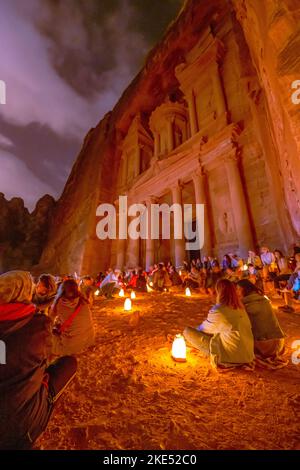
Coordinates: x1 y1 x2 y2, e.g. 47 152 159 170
39 0 300 275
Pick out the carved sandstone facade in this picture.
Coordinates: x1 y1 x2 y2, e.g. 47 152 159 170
39 0 300 275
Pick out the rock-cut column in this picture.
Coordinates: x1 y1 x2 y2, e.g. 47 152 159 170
171 183 186 268
192 167 212 256
187 91 198 136
224 152 253 256
145 198 156 271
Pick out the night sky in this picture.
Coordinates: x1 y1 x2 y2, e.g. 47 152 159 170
0 0 183 211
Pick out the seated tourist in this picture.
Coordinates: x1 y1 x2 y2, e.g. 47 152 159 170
247 250 262 269
51 279 95 356
169 265 182 286
185 266 202 289
183 260 191 273
135 269 147 292
222 254 232 270
79 276 96 305
292 270 300 299
33 274 57 315
224 267 240 283
166 261 173 273
183 279 254 368
127 270 139 290
99 269 120 298
273 250 292 292
230 254 243 270
260 246 276 267
153 263 172 291
0 270 77 450
278 254 300 312
202 256 212 271
245 264 263 291
236 279 285 358
205 261 223 296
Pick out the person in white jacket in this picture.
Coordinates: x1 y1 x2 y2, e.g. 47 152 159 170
183 279 254 367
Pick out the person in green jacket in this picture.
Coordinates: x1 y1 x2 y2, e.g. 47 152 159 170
236 279 285 358
183 279 254 368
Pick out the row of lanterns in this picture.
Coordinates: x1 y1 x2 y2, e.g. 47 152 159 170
95 286 191 298
95 286 188 363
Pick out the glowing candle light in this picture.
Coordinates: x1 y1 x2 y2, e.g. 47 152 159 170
185 287 191 297
243 264 248 271
131 291 136 299
119 288 125 297
147 284 152 292
124 298 132 311
150 281 153 286
179 270 182 276
171 334 187 362
95 289 100 296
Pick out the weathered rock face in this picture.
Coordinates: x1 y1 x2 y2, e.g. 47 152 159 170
39 0 300 275
0 193 56 272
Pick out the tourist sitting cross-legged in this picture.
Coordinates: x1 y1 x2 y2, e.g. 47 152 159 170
99 269 120 298
183 279 254 368
184 266 202 289
133 269 147 292
33 273 57 315
51 279 95 356
153 263 172 292
0 270 77 450
236 280 285 359
169 265 182 286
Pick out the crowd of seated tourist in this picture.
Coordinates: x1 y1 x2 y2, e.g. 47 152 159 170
0 242 299 448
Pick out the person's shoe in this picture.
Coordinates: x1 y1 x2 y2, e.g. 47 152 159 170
278 305 295 313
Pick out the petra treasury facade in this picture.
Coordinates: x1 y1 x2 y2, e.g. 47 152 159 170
39 0 300 275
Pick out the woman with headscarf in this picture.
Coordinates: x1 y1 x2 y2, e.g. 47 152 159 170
0 270 77 450
51 279 95 356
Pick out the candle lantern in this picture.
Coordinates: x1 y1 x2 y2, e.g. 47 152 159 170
185 287 191 297
124 298 132 311
131 291 136 299
171 334 187 362
119 288 125 297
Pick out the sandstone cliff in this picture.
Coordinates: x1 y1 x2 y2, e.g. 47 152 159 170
39 0 300 275
0 193 56 272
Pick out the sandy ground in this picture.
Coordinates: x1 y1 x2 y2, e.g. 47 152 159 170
37 291 300 450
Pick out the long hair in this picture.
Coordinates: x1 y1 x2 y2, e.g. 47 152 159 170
237 279 263 297
52 279 85 314
215 279 243 310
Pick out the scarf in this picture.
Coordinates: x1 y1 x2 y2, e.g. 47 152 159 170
0 303 36 322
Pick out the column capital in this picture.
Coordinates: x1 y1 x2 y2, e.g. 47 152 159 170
170 180 184 191
222 151 239 165
193 164 206 179
145 195 158 206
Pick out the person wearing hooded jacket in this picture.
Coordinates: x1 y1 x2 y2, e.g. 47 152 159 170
0 270 77 450
236 279 285 358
